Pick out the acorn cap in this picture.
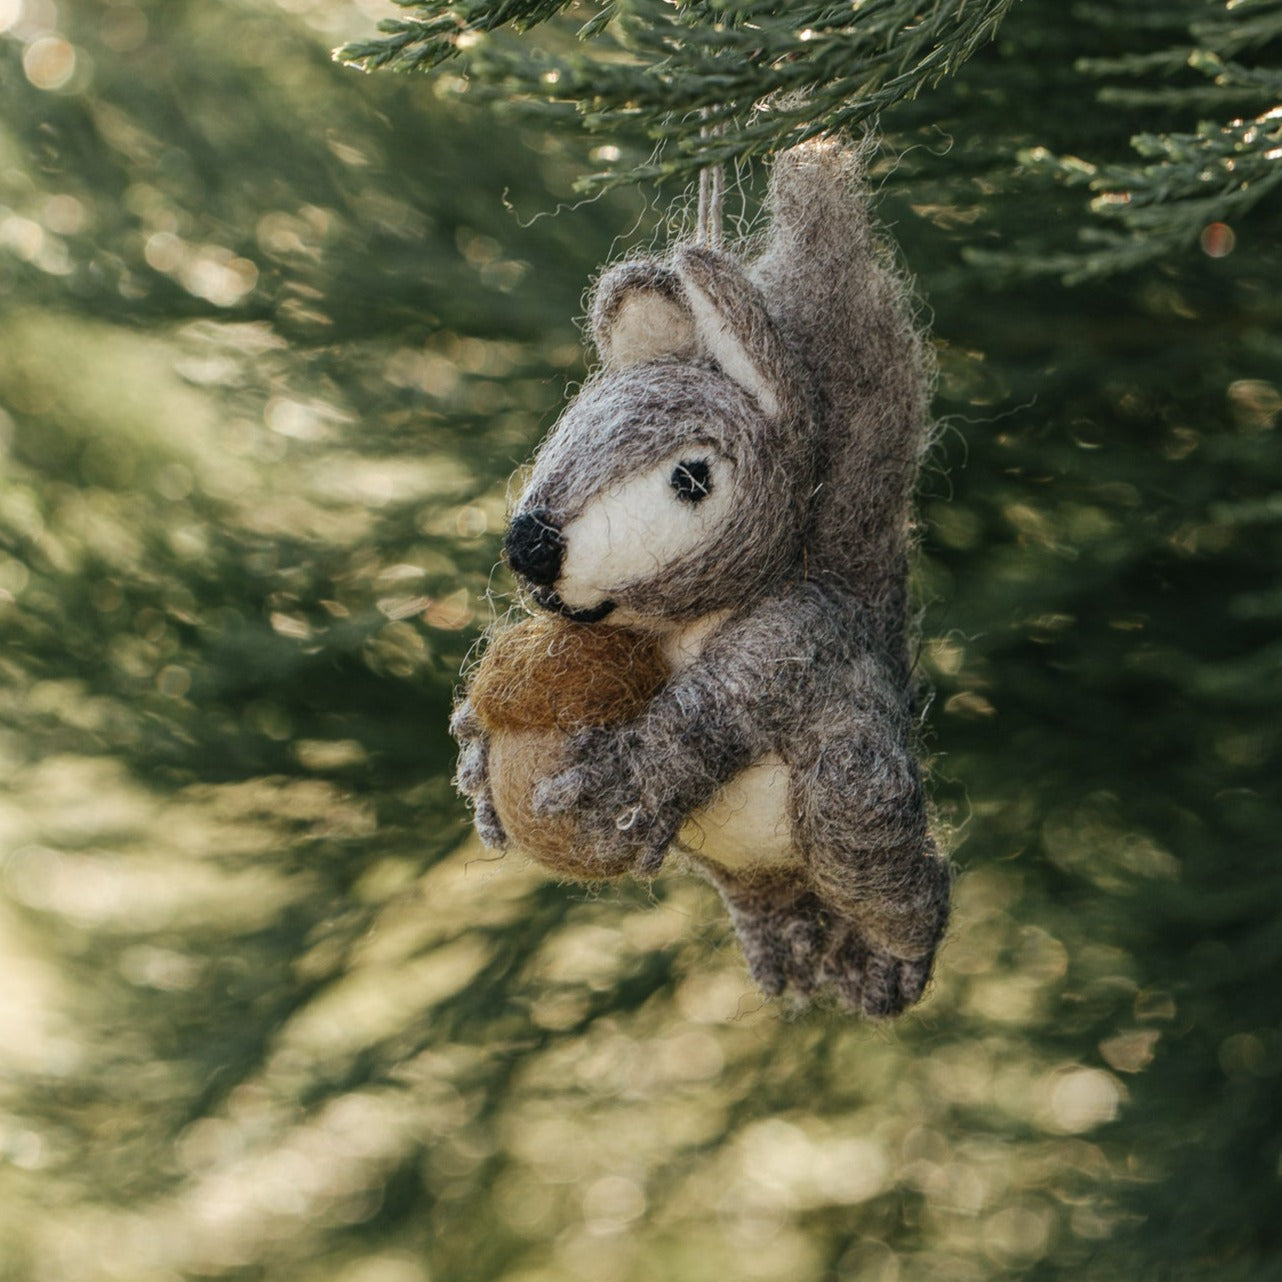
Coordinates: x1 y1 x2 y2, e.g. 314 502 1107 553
469 616 670 734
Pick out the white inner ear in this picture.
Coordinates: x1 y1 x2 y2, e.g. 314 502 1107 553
606 293 696 368
681 277 780 418
556 452 737 610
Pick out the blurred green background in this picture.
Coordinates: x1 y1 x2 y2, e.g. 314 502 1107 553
1 2 1279 1280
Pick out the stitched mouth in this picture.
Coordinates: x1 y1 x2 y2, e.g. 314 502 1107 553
532 589 616 624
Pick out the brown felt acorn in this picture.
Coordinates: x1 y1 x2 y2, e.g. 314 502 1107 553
466 616 670 878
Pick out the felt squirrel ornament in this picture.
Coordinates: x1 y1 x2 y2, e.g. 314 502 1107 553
452 140 951 1017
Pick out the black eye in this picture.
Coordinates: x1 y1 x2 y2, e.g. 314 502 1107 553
670 458 712 504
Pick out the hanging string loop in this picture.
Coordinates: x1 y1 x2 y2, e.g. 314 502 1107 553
695 114 725 249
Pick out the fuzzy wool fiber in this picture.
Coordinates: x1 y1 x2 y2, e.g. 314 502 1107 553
469 616 669 735
466 617 671 877
452 139 952 1017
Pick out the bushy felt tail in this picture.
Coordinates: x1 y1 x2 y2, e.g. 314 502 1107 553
750 139 932 676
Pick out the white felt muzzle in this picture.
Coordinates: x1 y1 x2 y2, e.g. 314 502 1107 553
554 450 738 612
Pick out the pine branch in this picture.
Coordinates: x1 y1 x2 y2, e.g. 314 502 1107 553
335 0 1015 188
988 0 1282 279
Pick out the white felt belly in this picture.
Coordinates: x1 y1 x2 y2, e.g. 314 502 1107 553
679 753 799 872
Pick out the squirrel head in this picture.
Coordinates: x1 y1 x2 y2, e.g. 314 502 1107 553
505 247 818 629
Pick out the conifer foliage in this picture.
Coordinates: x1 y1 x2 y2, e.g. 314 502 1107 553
1013 0 1282 277
337 0 1015 185
340 0 1282 272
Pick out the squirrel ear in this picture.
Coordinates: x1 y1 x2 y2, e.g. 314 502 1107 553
591 250 801 420
674 245 796 420
591 261 697 368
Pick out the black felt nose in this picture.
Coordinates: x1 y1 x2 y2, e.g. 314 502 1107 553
505 508 565 586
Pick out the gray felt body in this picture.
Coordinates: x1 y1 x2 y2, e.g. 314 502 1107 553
452 140 951 1017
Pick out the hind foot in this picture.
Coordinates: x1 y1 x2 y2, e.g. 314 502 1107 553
701 867 939 1017
722 883 831 1000
816 920 936 1017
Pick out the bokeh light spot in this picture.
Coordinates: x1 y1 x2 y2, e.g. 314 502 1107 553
23 35 77 90
1200 222 1235 257
1042 1067 1124 1133
983 1205 1052 1265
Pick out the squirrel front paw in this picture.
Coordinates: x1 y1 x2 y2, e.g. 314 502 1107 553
531 725 681 875
450 699 508 849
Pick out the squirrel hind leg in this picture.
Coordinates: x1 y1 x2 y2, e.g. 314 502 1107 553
698 861 941 1016
697 866 828 1000
797 721 950 964
724 889 940 1017
808 839 952 972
